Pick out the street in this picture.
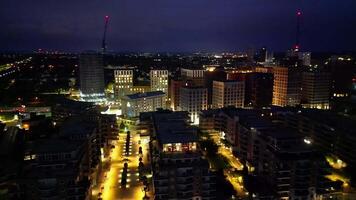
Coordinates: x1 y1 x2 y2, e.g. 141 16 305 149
210 131 247 197
96 120 151 200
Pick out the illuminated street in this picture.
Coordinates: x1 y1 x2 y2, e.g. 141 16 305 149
209 131 246 197
210 132 244 170
96 121 151 200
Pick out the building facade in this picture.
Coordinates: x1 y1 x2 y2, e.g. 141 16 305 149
212 80 245 109
150 70 169 94
245 72 273 108
272 66 302 107
121 91 166 117
114 69 133 103
79 52 105 101
301 70 330 109
139 111 216 200
169 78 184 111
179 86 208 124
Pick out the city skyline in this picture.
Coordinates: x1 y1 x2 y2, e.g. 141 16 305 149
1 0 356 52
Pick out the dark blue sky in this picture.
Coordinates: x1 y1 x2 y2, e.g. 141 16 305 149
1 0 355 52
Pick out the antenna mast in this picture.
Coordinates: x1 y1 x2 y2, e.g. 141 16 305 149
294 11 301 51
102 15 109 53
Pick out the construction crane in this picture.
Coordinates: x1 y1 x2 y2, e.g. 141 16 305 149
101 15 109 53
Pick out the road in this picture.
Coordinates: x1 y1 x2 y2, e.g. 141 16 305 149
210 132 244 170
95 120 151 200
210 131 247 197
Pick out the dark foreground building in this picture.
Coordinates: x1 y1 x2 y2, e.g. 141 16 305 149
140 111 216 200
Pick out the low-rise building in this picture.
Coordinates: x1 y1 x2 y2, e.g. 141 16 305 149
121 91 166 117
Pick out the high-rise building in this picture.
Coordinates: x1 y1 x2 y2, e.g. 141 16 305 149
204 68 227 107
326 56 355 98
298 52 311 66
114 69 133 103
79 52 105 101
301 70 330 109
179 86 208 124
139 111 216 200
121 91 166 117
170 68 205 111
150 70 169 94
272 66 302 107
181 67 205 87
245 72 273 108
255 47 267 63
212 80 245 109
169 78 184 111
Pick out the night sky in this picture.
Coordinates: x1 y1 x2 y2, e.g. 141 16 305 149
1 0 355 52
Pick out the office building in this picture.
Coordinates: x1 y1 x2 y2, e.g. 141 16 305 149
132 81 150 94
114 68 133 103
298 52 311 66
139 111 216 200
325 56 355 98
276 109 356 171
121 91 166 117
179 86 208 124
301 70 330 109
79 52 105 101
169 78 184 111
245 72 273 108
199 108 329 199
181 67 205 87
22 139 91 200
150 70 169 94
272 66 302 107
204 68 227 107
212 80 244 109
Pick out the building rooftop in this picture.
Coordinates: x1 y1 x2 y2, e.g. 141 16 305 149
142 111 199 144
25 138 83 154
59 116 96 139
125 91 165 100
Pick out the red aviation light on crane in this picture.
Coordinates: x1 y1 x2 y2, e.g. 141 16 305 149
297 11 302 16
105 15 109 19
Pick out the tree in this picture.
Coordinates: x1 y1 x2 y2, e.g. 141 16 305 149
200 139 218 156
119 121 125 130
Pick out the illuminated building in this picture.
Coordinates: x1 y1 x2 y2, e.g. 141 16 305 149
169 68 205 111
204 68 227 107
181 67 205 87
114 68 133 103
150 70 169 94
79 52 105 102
169 78 184 111
131 85 150 93
272 66 302 107
212 80 244 109
139 111 216 200
179 86 208 124
301 70 330 109
121 91 166 117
